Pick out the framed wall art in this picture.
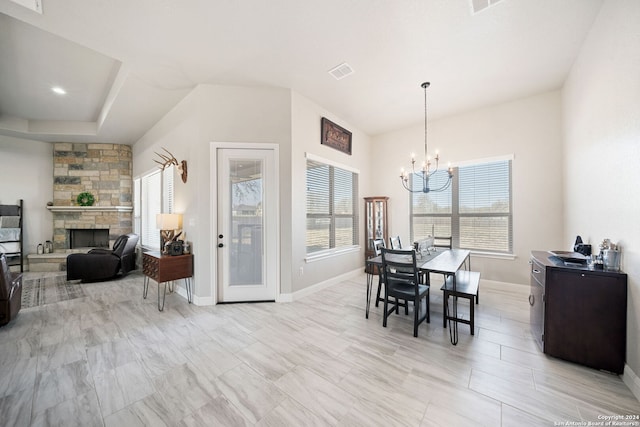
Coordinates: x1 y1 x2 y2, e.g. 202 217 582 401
321 117 352 155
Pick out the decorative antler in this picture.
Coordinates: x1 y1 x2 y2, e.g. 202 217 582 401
154 147 179 170
154 147 188 183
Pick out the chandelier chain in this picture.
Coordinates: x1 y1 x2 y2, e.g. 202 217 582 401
399 81 453 193
424 81 428 161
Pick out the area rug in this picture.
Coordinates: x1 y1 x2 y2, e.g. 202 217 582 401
21 274 86 308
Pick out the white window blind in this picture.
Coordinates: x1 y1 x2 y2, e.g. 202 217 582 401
457 160 512 252
133 177 141 238
136 166 174 250
163 166 174 213
410 169 452 240
306 158 358 254
141 170 161 249
410 159 512 253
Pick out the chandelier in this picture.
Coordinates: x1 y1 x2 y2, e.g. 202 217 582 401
400 82 453 193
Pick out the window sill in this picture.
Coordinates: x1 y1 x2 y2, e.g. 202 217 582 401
305 246 360 263
140 244 161 252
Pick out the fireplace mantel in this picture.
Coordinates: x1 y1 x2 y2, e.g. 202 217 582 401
46 206 133 213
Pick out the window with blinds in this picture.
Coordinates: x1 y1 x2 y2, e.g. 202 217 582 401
306 157 358 255
410 158 512 253
134 166 174 250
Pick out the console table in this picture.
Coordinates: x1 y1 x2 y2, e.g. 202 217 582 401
142 251 193 311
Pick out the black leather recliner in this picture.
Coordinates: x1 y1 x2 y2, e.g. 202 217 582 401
66 233 139 282
0 253 22 326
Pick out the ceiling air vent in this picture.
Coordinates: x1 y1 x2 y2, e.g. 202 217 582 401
328 62 354 80
470 0 502 15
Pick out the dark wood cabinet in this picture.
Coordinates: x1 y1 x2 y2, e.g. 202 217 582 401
530 251 627 374
529 256 545 351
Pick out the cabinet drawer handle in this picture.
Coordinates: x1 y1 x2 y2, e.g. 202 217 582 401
532 269 541 274
528 294 534 306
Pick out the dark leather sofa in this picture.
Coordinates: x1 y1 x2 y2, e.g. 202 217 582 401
0 253 22 326
67 233 139 282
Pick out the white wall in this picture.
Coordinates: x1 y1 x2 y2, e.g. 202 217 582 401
372 91 565 285
134 84 292 302
290 92 373 293
562 0 640 381
0 136 53 258
133 85 374 301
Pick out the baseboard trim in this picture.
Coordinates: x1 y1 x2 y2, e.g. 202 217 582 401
179 269 526 306
278 268 363 302
623 364 640 402
474 278 528 288
192 295 214 306
174 268 363 306
174 285 214 306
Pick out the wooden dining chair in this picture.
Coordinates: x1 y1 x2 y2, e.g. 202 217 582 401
426 236 455 286
380 248 430 337
389 235 402 250
433 236 452 250
372 239 408 315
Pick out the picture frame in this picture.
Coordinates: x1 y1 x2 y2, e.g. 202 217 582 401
321 117 352 155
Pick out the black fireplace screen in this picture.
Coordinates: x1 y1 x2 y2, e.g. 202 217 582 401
68 229 109 249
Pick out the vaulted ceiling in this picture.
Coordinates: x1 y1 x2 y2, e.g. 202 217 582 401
0 0 604 144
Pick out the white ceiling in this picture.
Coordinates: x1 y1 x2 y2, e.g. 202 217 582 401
0 0 604 144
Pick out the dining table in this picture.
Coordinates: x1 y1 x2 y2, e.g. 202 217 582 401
365 248 471 345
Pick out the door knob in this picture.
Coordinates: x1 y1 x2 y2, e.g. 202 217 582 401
218 243 224 248
218 234 223 239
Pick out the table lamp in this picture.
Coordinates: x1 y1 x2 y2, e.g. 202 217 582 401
156 213 183 253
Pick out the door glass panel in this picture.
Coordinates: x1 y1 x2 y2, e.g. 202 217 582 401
229 158 263 286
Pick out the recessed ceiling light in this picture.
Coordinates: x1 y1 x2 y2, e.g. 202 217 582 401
51 86 67 95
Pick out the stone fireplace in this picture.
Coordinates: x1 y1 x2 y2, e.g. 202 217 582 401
49 143 133 251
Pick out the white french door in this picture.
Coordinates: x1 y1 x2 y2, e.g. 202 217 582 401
216 147 278 302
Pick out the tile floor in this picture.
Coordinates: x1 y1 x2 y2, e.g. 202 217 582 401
1 271 639 426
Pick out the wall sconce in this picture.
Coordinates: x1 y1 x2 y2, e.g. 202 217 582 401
154 147 188 183
156 213 183 253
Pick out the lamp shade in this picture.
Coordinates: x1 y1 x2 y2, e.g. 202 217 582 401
156 213 183 230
